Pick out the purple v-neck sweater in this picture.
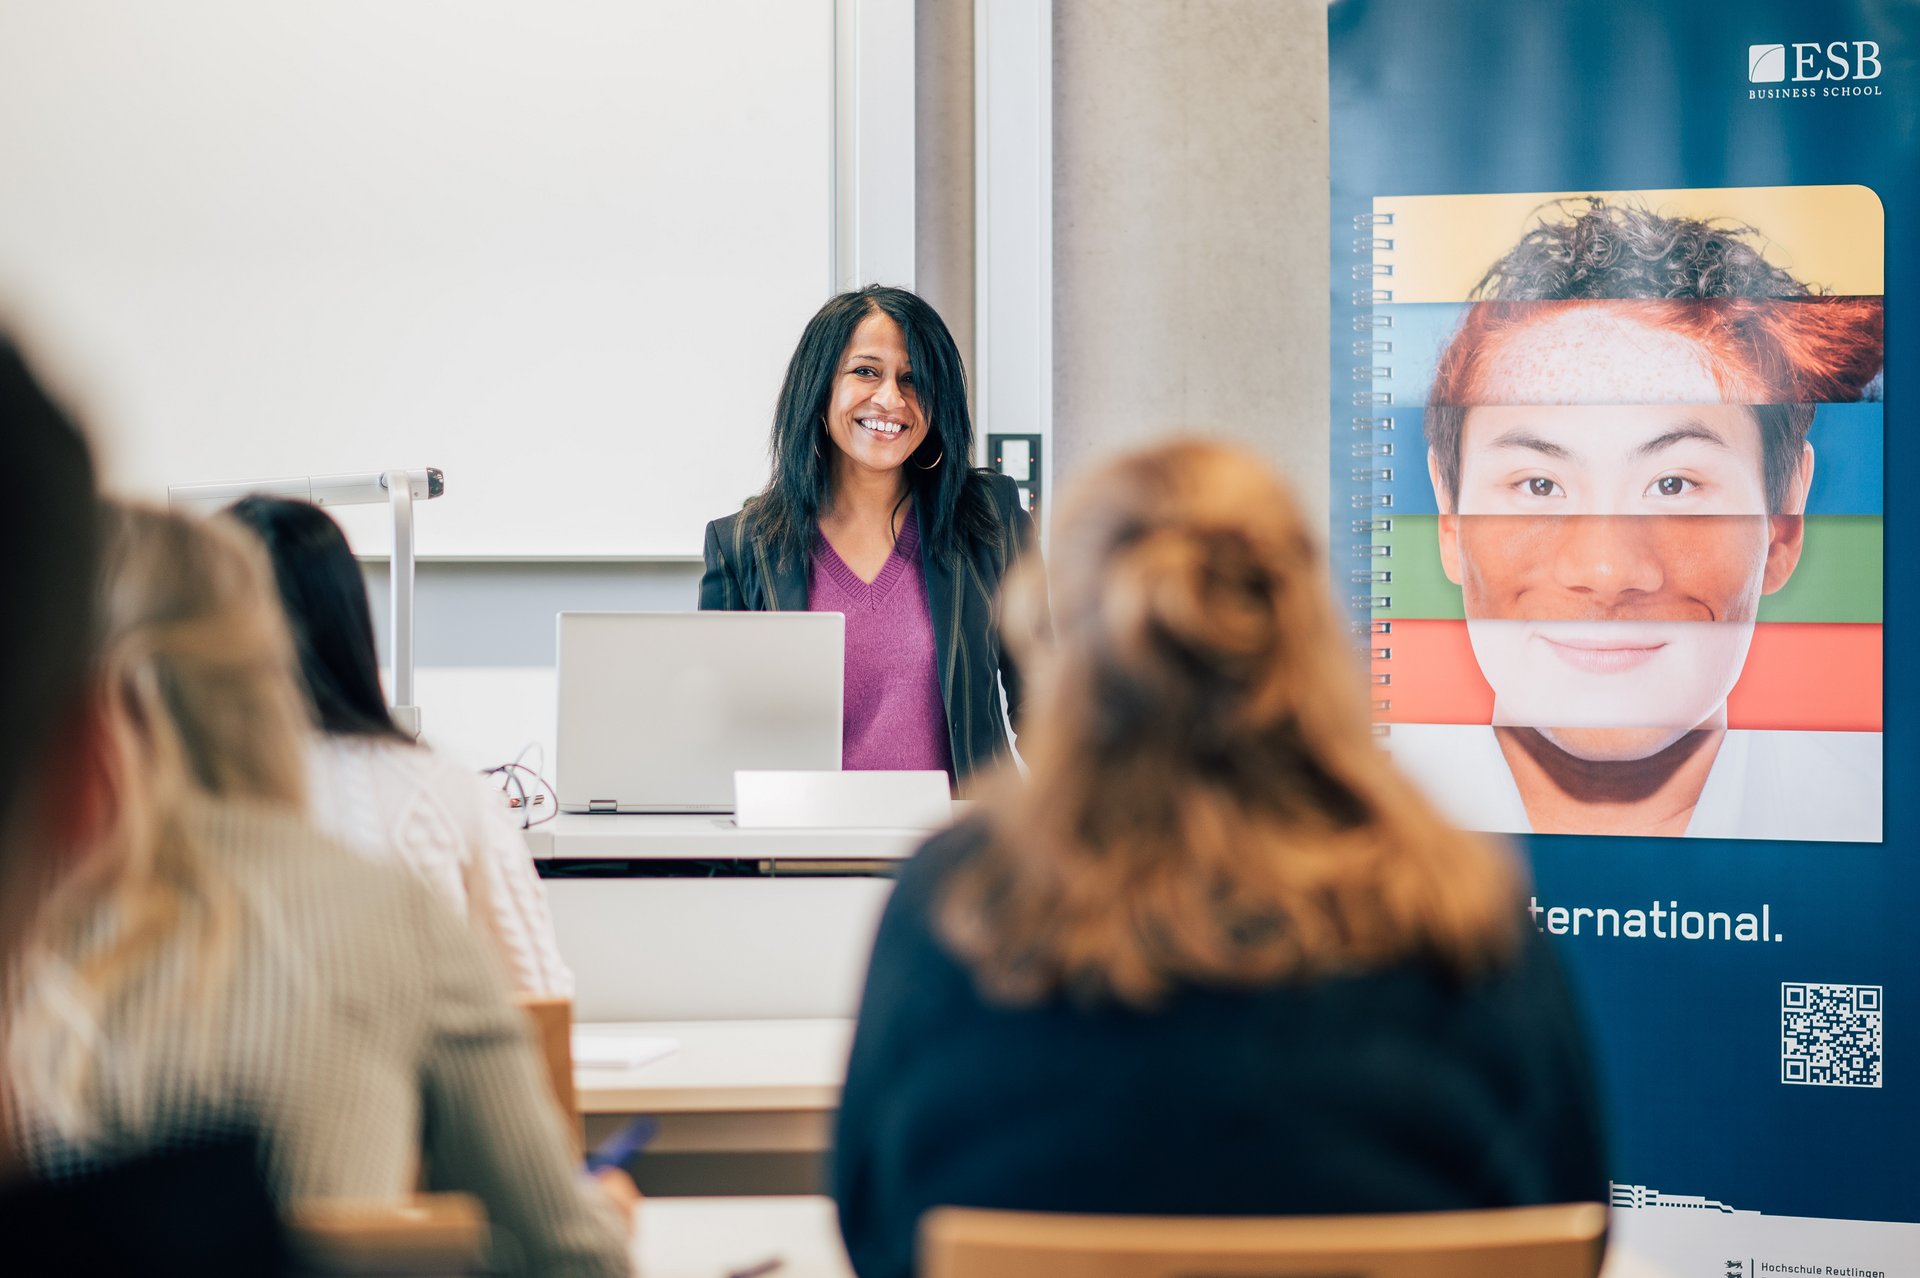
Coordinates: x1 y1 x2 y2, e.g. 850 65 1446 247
809 509 954 778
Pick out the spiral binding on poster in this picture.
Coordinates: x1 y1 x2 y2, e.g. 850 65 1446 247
1349 210 1394 733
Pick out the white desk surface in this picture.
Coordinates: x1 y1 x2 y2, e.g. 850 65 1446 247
638 1196 850 1278
576 1019 853 1115
528 812 939 861
634 1195 1673 1278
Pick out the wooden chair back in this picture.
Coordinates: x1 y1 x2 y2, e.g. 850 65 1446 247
919 1202 1608 1278
288 1193 488 1276
514 994 580 1154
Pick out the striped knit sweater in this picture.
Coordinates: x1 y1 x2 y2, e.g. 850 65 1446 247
10 800 627 1278
306 736 573 999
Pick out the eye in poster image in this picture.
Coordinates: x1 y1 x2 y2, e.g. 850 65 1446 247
1364 185 1884 842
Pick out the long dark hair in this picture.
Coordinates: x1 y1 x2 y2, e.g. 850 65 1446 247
0 335 99 961
224 497 410 743
752 285 997 567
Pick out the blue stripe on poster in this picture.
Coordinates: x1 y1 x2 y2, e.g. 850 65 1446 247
1369 402 1881 516
1369 303 1462 405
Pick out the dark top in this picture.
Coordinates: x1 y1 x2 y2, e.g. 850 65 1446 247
700 472 1038 782
832 820 1610 1278
0 1130 290 1276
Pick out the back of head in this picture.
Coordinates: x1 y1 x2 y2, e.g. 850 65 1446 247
946 440 1519 1007
96 505 313 806
10 504 311 1136
1036 443 1364 777
225 496 405 742
0 335 99 962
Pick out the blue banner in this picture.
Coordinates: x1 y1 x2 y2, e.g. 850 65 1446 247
1331 1 1919 1271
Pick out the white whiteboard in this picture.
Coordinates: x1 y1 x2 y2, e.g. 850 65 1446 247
0 0 834 558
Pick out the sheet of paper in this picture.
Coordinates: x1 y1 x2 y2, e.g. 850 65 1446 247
573 1032 679 1071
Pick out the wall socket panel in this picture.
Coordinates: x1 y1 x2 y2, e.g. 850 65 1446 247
987 433 1043 523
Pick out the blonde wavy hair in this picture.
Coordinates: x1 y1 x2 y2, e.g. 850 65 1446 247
6 504 310 1136
940 441 1523 1008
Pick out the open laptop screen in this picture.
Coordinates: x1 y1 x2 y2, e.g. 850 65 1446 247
557 612 843 813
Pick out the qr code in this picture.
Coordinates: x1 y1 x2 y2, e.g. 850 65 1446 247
1782 983 1882 1088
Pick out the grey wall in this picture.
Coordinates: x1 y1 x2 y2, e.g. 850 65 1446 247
387 1 1333 671
364 561 701 667
1052 0 1330 529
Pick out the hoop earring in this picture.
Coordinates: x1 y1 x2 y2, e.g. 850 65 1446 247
914 450 943 471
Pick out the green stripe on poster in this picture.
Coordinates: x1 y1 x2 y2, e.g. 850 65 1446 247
1373 515 1881 623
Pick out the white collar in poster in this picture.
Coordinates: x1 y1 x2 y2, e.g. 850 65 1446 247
167 468 445 739
556 612 844 815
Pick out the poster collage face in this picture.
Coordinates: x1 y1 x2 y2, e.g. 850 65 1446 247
1363 186 1884 843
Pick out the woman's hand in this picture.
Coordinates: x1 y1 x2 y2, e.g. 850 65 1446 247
593 1166 642 1235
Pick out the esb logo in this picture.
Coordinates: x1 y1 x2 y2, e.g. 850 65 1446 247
1749 42 1883 83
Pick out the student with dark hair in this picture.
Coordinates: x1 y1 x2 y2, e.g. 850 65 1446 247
227 496 572 997
0 335 292 1274
228 495 409 741
0 337 99 970
699 285 1038 786
833 441 1606 1278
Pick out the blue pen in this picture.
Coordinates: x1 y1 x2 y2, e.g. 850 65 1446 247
585 1115 657 1173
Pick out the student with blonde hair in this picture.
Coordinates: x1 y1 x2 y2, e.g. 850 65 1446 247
4 505 631 1277
833 440 1607 1278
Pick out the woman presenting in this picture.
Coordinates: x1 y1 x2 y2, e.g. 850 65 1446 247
700 286 1036 785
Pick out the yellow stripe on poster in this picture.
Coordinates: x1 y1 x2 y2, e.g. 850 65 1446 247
1373 185 1884 303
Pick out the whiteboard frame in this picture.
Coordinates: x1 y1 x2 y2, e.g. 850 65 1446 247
0 2 915 565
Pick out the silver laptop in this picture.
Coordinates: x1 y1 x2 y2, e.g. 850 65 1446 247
556 612 844 813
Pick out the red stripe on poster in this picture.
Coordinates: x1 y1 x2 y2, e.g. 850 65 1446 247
1374 620 1881 732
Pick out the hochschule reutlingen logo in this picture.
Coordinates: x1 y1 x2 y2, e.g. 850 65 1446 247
1748 40 1884 97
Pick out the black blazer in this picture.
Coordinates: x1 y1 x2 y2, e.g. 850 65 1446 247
699 472 1037 783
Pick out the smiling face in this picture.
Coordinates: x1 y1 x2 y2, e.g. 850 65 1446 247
1433 311 1812 761
822 310 931 485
